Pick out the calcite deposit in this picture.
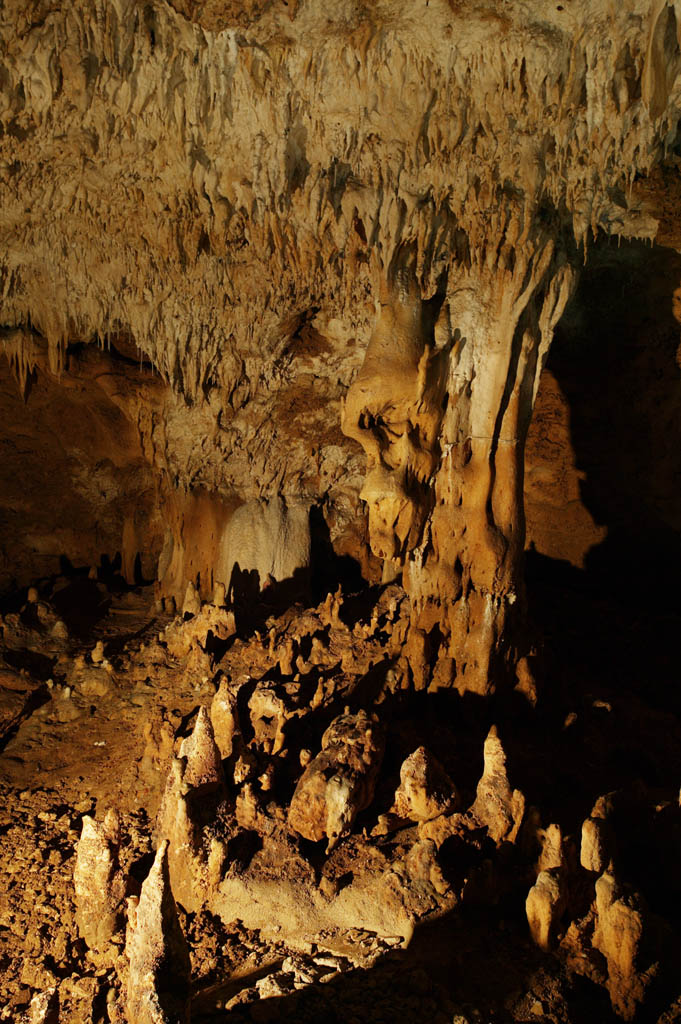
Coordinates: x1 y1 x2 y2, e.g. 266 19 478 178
288 708 385 849
1 0 681 1021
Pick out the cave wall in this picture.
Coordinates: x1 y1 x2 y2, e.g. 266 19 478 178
0 339 162 592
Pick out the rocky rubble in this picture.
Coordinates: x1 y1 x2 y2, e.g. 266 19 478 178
0 572 679 1022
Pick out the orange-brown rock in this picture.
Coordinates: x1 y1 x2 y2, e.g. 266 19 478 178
178 706 224 796
288 709 385 850
392 746 458 823
73 811 125 953
125 841 191 1024
526 868 565 951
471 727 525 845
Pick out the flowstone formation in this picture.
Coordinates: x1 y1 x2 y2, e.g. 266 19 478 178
1 0 681 1022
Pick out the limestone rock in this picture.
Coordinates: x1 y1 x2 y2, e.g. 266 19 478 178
73 811 126 952
526 868 565 951
182 581 201 618
593 869 648 1020
0 666 44 746
210 676 240 759
249 681 297 756
235 781 259 830
26 986 58 1024
404 838 451 896
178 707 224 795
214 497 311 597
126 841 191 1024
471 727 525 844
155 758 202 912
392 746 458 823
537 823 565 873
288 709 385 850
581 817 613 875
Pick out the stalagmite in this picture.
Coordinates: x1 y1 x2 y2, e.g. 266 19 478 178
581 817 612 875
73 811 126 952
392 746 459 823
181 581 201 619
155 758 203 912
126 841 191 1024
178 706 224 796
471 726 525 844
593 869 648 1021
210 676 240 760
288 709 385 850
526 869 565 951
1 1 681 1019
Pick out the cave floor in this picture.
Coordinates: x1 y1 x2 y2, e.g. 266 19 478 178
0 568 680 1023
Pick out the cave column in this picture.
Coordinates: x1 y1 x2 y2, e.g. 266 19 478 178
343 222 576 695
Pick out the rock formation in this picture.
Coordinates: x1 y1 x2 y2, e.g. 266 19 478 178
593 869 650 1020
1 0 681 1021
392 746 458 823
177 706 224 796
288 709 385 850
1 0 679 689
125 841 191 1024
73 810 126 953
526 869 565 952
471 726 525 844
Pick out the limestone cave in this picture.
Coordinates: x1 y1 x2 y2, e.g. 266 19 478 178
1 1 681 1021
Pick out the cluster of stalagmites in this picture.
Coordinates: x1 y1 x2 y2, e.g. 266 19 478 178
63 589 679 1022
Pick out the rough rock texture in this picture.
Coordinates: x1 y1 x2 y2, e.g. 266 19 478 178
1 1 681 1022
288 709 385 850
526 868 565 952
392 746 458 823
125 841 191 1024
177 705 224 795
210 674 240 759
2 0 681 686
593 870 650 1021
73 810 126 953
471 726 525 845
581 816 613 876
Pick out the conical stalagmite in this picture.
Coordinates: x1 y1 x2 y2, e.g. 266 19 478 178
73 810 126 952
155 758 203 912
210 676 240 759
178 706 224 795
126 841 191 1024
472 726 525 844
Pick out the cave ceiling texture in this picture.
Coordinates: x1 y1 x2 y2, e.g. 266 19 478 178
1 1 681 1022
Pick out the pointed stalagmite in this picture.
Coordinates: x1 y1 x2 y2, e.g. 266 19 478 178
156 758 202 912
178 706 224 794
126 840 191 1024
392 746 459 822
182 581 201 618
472 726 525 844
73 810 125 952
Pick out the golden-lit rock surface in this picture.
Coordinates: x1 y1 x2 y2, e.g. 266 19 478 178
1 0 681 1021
